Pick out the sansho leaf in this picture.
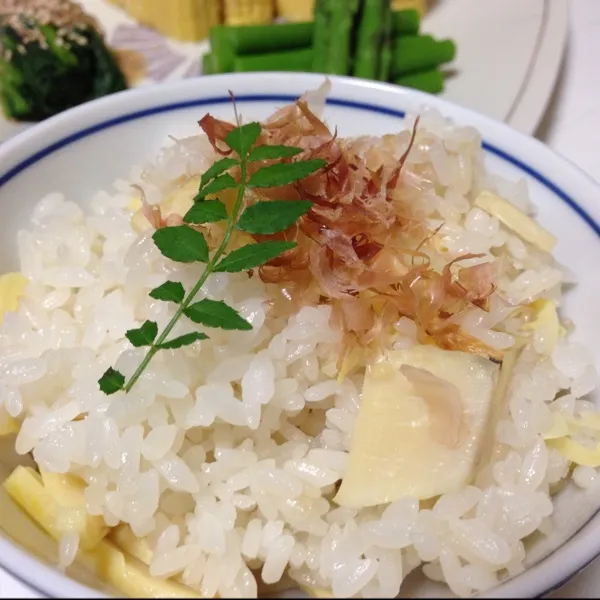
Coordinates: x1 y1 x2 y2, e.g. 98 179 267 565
98 368 125 395
200 156 238 189
150 281 185 304
157 332 209 350
125 320 158 347
194 173 237 202
153 226 209 263
248 159 326 188
99 117 335 397
225 122 261 157
236 200 312 235
247 145 303 161
215 241 297 273
184 299 252 331
184 199 228 224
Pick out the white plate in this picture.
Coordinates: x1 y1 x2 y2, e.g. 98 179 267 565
0 73 599 599
424 0 569 133
0 0 567 143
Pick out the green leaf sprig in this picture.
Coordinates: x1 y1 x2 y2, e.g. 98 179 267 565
99 120 325 395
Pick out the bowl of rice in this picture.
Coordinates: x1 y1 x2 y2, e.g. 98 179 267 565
1 72 600 599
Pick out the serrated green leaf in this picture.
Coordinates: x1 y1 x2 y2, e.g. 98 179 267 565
248 159 326 188
225 122 261 157
184 299 252 331
125 321 158 347
247 145 303 161
153 226 209 263
194 173 237 202
184 200 228 225
215 241 297 273
149 281 185 304
200 157 238 189
157 332 209 349
237 200 312 235
98 367 125 395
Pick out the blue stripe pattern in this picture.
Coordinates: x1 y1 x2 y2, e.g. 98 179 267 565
0 93 598 240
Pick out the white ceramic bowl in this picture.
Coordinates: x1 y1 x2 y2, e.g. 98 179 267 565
1 73 600 599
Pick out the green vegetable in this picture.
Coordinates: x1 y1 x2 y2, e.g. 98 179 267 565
0 19 126 122
219 38 454 84
353 0 387 80
311 0 329 73
234 48 313 73
396 68 445 94
392 8 420 35
311 0 359 75
327 0 360 75
98 116 326 395
208 26 454 92
202 52 214 75
391 35 456 77
378 6 394 81
210 21 314 73
206 5 440 82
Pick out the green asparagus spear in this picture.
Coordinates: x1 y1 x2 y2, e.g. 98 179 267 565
311 0 329 73
210 32 454 81
396 68 445 94
210 22 314 73
206 7 456 83
209 31 236 74
391 36 456 77
234 48 313 72
326 0 360 75
202 52 214 75
392 8 420 34
207 8 425 74
377 1 393 81
353 0 386 79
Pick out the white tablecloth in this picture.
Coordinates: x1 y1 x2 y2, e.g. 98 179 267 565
1 1 600 598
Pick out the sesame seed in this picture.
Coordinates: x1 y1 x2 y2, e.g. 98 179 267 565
0 0 101 50
69 32 87 46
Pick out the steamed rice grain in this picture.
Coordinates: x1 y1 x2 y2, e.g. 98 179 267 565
0 96 598 600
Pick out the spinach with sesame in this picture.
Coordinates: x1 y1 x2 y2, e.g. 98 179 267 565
0 0 126 122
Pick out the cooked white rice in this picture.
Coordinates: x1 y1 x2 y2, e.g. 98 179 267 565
0 102 598 599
